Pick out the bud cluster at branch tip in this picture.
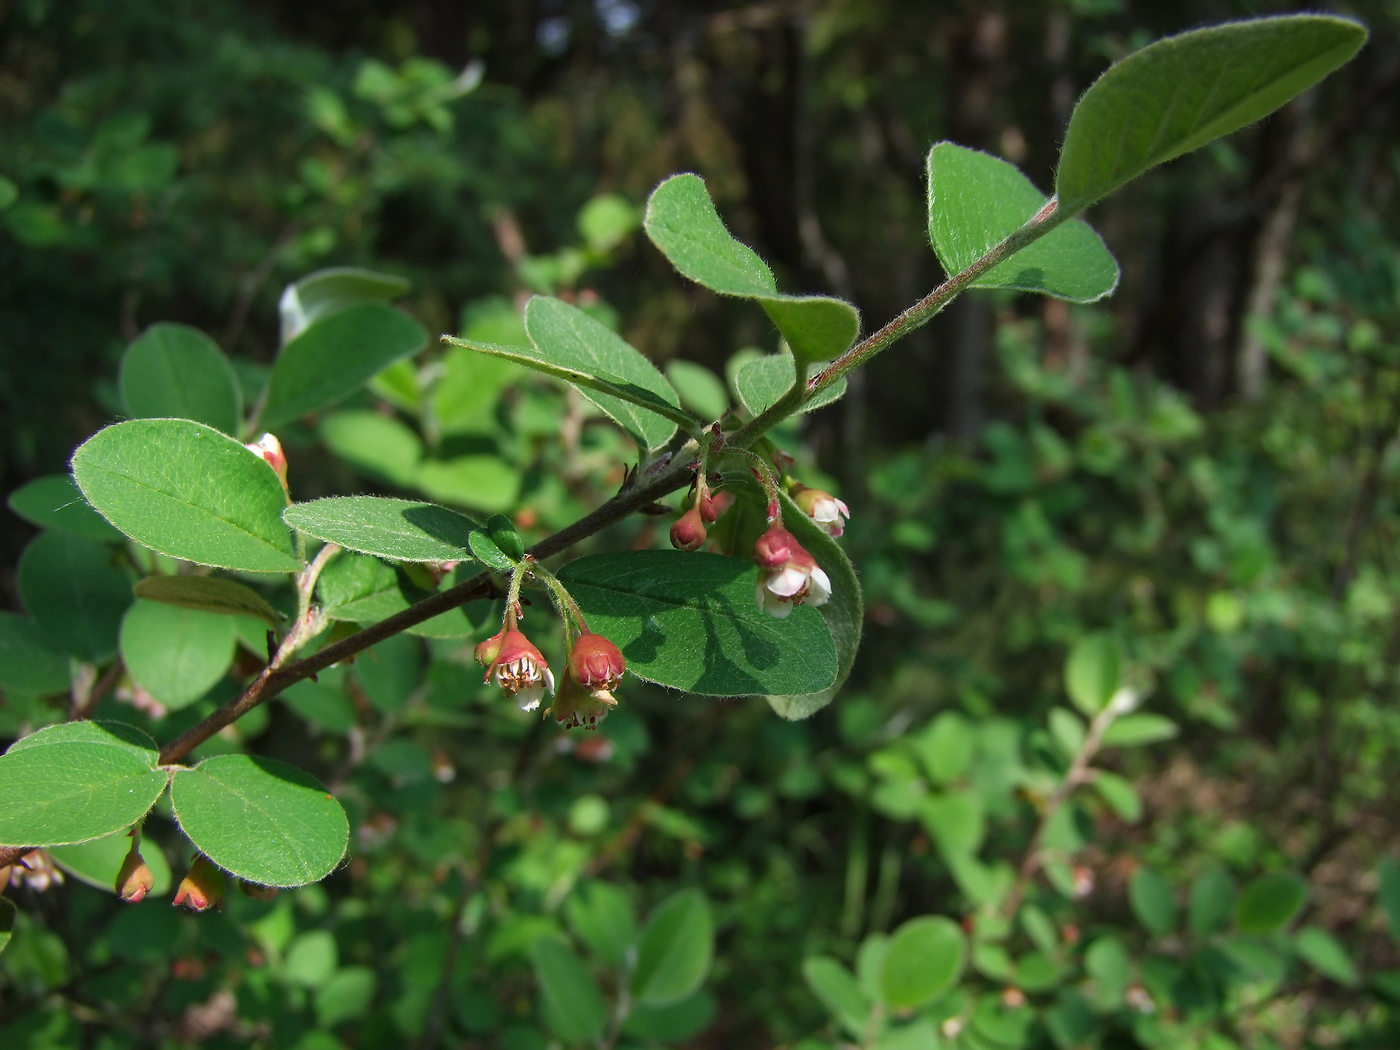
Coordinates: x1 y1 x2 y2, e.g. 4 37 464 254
790 482 850 538
476 627 555 711
173 854 226 912
753 524 832 618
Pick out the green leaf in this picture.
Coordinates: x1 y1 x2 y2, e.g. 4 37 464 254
352 634 423 715
0 723 167 847
119 323 242 434
632 888 715 1006
665 359 729 421
133 575 283 625
878 916 966 1008
1189 868 1236 938
1064 633 1120 716
1056 16 1367 213
913 713 972 786
170 754 348 887
315 966 376 1028
119 600 236 710
1294 926 1358 986
279 266 410 342
558 550 838 697
319 410 423 487
766 489 863 719
643 174 861 364
7 474 124 541
0 611 70 695
622 990 717 1043
530 937 608 1043
285 930 339 988
261 302 428 428
524 295 685 448
578 193 640 253
17 532 131 662
734 353 846 417
564 881 637 968
1048 707 1086 758
0 897 13 959
802 956 872 1039
1129 867 1178 936
927 143 1118 302
415 455 519 514
1100 713 1179 748
284 496 477 563
49 828 173 898
0 174 16 210
1090 771 1142 822
316 553 479 638
1235 872 1307 934
72 419 300 573
1378 857 1400 942
922 791 986 857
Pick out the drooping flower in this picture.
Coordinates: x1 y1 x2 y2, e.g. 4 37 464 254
792 483 850 538
753 524 832 619
669 505 708 551
479 628 555 711
115 838 155 903
568 632 626 691
549 673 617 730
173 854 226 912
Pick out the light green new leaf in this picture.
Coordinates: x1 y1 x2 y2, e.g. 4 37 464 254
72 418 300 573
133 575 283 625
632 888 714 1006
1236 872 1308 934
1064 633 1120 716
666 359 729 420
279 265 410 342
878 916 965 1008
284 496 477 563
50 828 173 897
734 353 846 417
17 532 131 662
558 550 837 697
531 937 608 1043
645 174 860 364
0 611 70 695
319 410 423 487
927 143 1118 302
802 956 872 1039
261 302 428 428
284 929 338 988
7 474 124 541
170 754 348 887
522 295 686 447
119 323 242 434
1057 16 1368 213
0 723 167 847
1295 926 1359 986
767 489 862 720
119 600 236 710
1100 713 1179 748
415 455 519 514
565 882 638 969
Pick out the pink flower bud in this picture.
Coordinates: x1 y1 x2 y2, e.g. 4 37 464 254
173 854 225 912
115 842 155 903
481 628 555 711
245 433 288 489
792 483 850 537
568 632 626 690
753 524 832 618
698 490 732 524
474 629 506 669
670 506 708 552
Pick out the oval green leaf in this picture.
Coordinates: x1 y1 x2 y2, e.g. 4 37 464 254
319 409 423 487
878 916 966 1008
558 550 838 697
0 611 70 695
1129 867 1178 936
72 418 300 573
7 474 124 541
531 937 609 1043
631 888 714 1007
928 142 1118 303
415 455 520 514
17 532 131 662
734 353 846 417
1295 926 1359 986
1100 713 1179 748
316 552 479 638
50 828 173 898
284 496 478 563
169 754 348 887
119 323 242 434
7 720 160 764
1236 871 1308 935
802 956 872 1038
261 302 428 428
279 265 411 342
1064 632 1120 716
0 725 167 846
133 575 283 625
1056 16 1368 213
119 600 236 710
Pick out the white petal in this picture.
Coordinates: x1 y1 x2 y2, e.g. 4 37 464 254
807 567 832 606
543 666 556 694
764 592 794 618
766 566 808 597
835 499 850 518
515 684 544 711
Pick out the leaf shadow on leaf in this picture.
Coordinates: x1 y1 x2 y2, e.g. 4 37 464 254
398 503 480 553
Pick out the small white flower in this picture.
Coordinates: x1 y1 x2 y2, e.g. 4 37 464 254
753 526 833 618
